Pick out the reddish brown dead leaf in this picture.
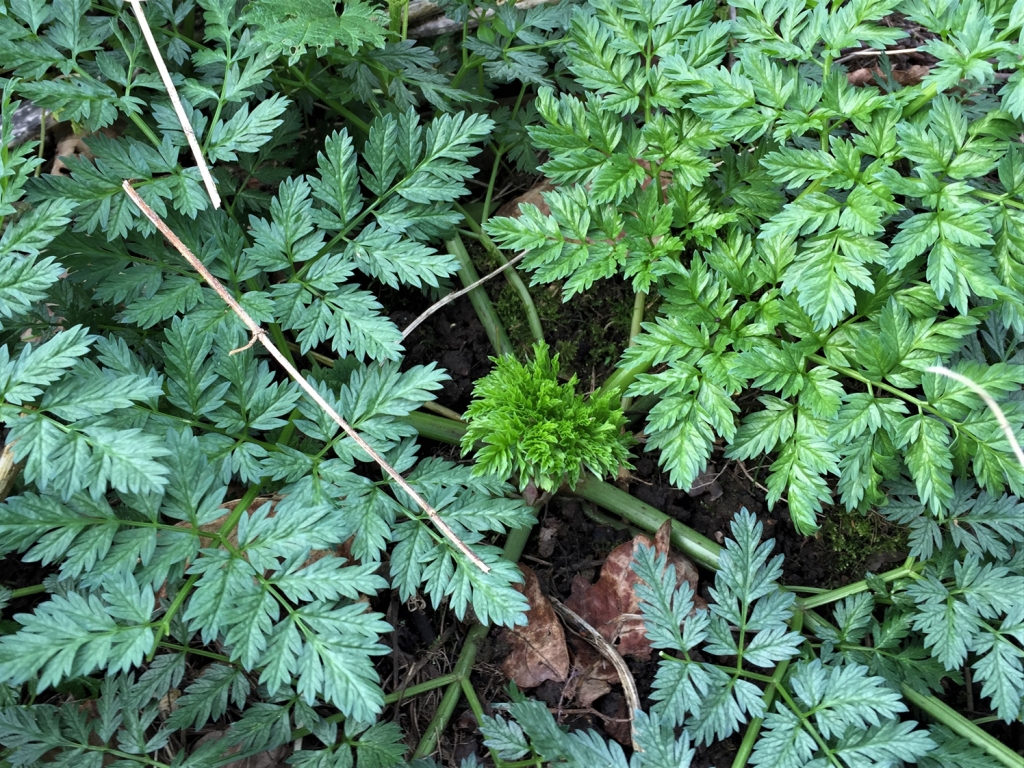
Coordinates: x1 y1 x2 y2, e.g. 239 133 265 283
563 640 617 707
537 519 562 558
687 463 723 501
500 565 570 689
495 181 556 218
564 521 702 660
847 64 929 87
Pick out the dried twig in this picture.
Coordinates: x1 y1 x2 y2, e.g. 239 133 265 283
406 0 554 37
0 441 23 504
835 46 920 64
401 251 526 340
126 0 221 209
550 597 640 750
121 180 489 573
927 365 1024 470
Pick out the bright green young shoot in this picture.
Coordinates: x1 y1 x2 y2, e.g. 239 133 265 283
461 343 633 493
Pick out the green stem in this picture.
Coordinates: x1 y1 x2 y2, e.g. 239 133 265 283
482 145 504 223
159 641 233 663
287 674 463 743
901 684 1024 768
621 290 648 410
216 485 263 541
775 684 845 768
572 473 721 570
411 505 537 760
283 68 371 134
795 559 920 610
461 676 488 728
597 353 655 402
973 189 1024 212
404 411 472 446
446 233 515 357
8 584 46 599
385 673 460 705
902 82 939 118
413 624 487 759
458 206 545 346
148 573 199 660
733 611 803 768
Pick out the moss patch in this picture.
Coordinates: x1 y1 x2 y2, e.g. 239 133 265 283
819 510 909 582
488 271 636 387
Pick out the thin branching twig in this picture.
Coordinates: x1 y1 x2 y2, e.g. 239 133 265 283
401 251 526 341
927 365 1024 469
122 180 489 573
126 0 221 209
551 597 641 750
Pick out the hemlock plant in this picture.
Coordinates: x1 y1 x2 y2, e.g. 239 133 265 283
0 0 1022 764
461 343 633 492
484 0 1024 536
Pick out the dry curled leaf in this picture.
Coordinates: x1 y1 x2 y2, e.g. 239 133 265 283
500 565 570 689
687 463 724 501
847 64 929 87
564 520 702 660
537 519 562 558
495 180 556 218
563 643 617 707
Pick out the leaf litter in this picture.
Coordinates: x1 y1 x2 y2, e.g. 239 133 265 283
500 520 705 721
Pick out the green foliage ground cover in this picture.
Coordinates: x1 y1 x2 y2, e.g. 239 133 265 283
0 0 1023 764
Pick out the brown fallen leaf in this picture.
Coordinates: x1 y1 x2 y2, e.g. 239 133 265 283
500 565 570 689
564 520 702 660
847 64 929 87
687 463 724 501
537 519 562 558
49 126 119 176
563 640 618 707
495 180 556 219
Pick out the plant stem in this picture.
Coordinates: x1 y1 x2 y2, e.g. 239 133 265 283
795 559 920 610
901 684 1024 768
902 82 939 118
282 68 371 134
8 584 46 599
458 206 545 346
446 233 515 357
400 415 1015 768
384 673 460 704
621 290 647 410
572 473 722 570
215 484 263 541
597 353 655 402
733 611 803 768
411 517 536 760
405 411 473 445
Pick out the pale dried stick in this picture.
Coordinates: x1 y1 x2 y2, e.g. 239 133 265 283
927 365 1024 469
0 442 23 504
550 597 640 750
122 180 489 573
126 0 221 209
835 46 920 63
401 251 526 340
